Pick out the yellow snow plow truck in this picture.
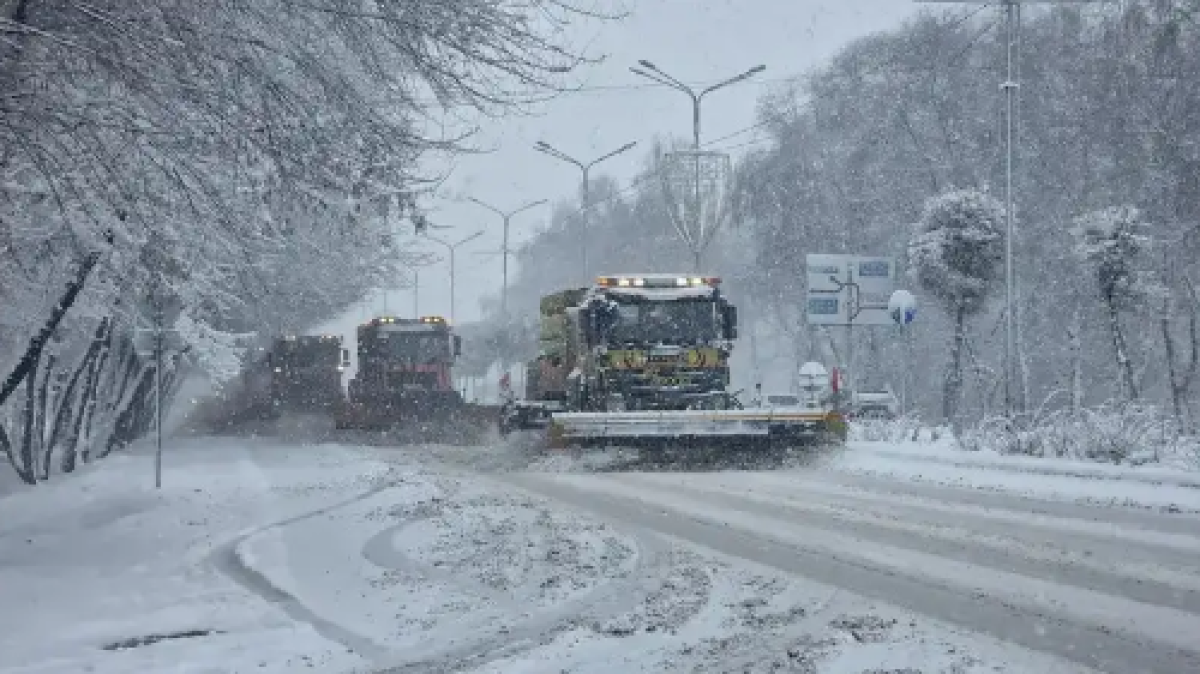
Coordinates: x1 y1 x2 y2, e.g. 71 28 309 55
499 274 846 450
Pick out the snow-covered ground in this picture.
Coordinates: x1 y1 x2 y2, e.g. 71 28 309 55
0 439 391 674
833 438 1200 511
3 432 1199 673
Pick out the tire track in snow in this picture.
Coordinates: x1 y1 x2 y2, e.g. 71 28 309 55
208 484 396 662
506 471 1200 674
739 470 1200 538
621 474 1200 610
365 507 676 674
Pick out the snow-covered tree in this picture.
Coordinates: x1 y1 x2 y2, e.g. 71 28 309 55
1070 206 1153 400
1 0 606 484
909 189 1005 423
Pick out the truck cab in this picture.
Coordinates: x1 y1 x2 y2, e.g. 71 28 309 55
344 316 463 425
575 274 738 412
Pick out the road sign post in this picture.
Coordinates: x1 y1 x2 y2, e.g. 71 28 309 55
888 289 918 416
134 301 182 489
805 254 897 394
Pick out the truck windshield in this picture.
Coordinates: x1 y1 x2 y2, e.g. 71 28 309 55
376 333 448 362
607 299 719 345
273 342 339 369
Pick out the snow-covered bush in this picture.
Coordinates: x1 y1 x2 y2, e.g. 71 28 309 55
958 402 1199 469
849 415 925 443
1069 206 1159 400
908 189 1005 423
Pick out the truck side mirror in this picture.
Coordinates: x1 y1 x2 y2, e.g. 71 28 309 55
722 305 738 340
453 335 462 357
339 348 350 370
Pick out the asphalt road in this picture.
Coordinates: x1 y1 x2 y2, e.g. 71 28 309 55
499 466 1200 674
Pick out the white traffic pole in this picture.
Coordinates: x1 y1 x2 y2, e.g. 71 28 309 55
888 290 917 417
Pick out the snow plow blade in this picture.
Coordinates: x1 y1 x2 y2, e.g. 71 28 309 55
333 396 499 445
547 409 847 448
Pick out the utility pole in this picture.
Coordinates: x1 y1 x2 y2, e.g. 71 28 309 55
631 61 765 270
135 289 179 489
915 0 1111 417
153 305 163 489
426 230 484 324
533 140 637 281
467 197 547 319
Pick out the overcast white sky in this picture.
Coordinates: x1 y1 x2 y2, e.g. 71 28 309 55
317 0 926 339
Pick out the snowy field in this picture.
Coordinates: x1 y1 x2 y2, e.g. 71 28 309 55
3 433 1199 673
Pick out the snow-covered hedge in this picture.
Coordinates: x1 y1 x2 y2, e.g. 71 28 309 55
849 416 948 444
958 402 1199 469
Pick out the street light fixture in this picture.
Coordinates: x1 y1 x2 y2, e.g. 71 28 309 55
425 230 484 324
467 196 548 318
533 140 637 281
630 61 766 147
631 61 765 270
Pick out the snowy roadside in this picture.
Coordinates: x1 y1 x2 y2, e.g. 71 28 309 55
827 438 1200 511
0 438 398 674
0 435 1106 673
228 442 1097 674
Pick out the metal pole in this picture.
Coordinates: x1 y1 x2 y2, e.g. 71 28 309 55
692 94 703 271
449 246 456 325
581 166 590 279
901 323 909 416
630 62 764 271
153 308 163 490
1003 0 1017 418
413 269 420 316
533 141 635 282
915 0 1114 421
425 231 481 324
501 215 510 319
467 197 546 319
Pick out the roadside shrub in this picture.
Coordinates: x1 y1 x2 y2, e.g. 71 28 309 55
849 415 944 443
958 401 1199 468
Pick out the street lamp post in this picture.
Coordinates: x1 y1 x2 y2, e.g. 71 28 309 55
426 230 485 324
630 61 765 151
408 255 440 317
467 197 547 318
631 61 765 270
533 140 637 281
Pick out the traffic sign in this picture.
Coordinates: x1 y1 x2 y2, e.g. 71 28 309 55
805 254 896 326
888 289 917 326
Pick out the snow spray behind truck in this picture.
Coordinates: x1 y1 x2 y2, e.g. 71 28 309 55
268 335 349 414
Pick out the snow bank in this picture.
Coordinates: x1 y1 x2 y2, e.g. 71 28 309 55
833 438 1200 511
0 438 394 674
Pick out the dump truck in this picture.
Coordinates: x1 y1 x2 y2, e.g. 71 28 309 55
267 335 349 414
500 274 846 449
334 315 474 434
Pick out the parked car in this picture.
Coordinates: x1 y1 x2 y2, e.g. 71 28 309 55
854 389 900 420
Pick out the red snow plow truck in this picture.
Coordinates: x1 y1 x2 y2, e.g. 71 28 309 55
334 316 492 438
